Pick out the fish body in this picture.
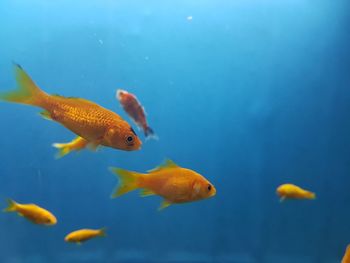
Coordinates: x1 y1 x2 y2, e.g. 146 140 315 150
65 228 106 244
276 184 316 201
3 199 57 225
342 245 350 263
0 64 141 152
116 89 156 139
111 159 216 209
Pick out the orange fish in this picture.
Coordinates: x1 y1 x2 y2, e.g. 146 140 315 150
110 159 216 210
116 89 157 139
0 64 142 153
3 199 57 225
342 245 350 263
276 184 316 202
65 228 106 244
52 136 89 158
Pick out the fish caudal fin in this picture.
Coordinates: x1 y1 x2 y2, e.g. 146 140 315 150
52 143 71 159
98 227 107 237
110 167 144 198
144 126 158 140
0 64 47 106
3 199 17 212
52 136 89 159
308 192 316 200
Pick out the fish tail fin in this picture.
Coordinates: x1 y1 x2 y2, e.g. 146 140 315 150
3 198 17 212
0 63 47 106
52 143 71 159
144 126 158 140
98 227 107 237
52 137 88 159
110 167 144 198
309 192 316 199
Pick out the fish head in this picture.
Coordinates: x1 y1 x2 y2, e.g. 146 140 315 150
106 124 142 151
116 89 128 101
190 172 216 200
44 213 57 225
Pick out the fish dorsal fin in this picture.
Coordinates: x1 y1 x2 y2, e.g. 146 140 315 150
52 95 100 107
147 159 179 173
139 189 156 197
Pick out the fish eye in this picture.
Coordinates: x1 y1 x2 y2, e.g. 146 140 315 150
125 135 134 145
207 184 212 191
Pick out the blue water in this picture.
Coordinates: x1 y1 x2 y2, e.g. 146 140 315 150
1 0 350 262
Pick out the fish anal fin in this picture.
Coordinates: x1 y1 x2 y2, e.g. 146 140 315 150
158 200 171 211
148 159 179 173
139 189 156 197
39 110 52 121
87 141 100 151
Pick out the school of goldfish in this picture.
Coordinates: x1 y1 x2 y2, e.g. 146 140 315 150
0 64 348 259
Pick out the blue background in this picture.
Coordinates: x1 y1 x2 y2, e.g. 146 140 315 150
0 0 350 262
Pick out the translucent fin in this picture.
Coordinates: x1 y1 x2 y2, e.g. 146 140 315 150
87 141 100 152
0 63 46 106
144 126 158 140
52 143 71 159
52 136 89 159
158 200 171 211
39 110 52 120
147 159 179 173
139 189 156 197
279 196 286 203
308 192 316 200
98 227 107 237
3 198 17 212
110 167 143 198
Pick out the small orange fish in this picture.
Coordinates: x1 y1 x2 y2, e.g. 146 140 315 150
110 159 216 210
52 136 89 158
65 228 106 244
342 245 350 263
0 64 142 152
3 199 57 225
117 89 157 139
276 184 316 202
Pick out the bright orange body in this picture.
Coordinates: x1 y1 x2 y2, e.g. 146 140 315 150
0 65 142 152
276 184 315 201
342 245 350 263
111 160 216 209
3 199 57 225
65 228 106 244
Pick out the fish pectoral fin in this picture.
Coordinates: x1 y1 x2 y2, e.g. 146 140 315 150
158 200 172 211
279 196 286 203
39 110 52 121
87 141 101 151
139 189 156 197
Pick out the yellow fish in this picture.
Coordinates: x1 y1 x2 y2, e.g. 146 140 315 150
52 136 89 158
65 228 106 244
342 245 350 263
276 183 316 202
3 199 57 225
0 64 142 153
110 159 216 210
